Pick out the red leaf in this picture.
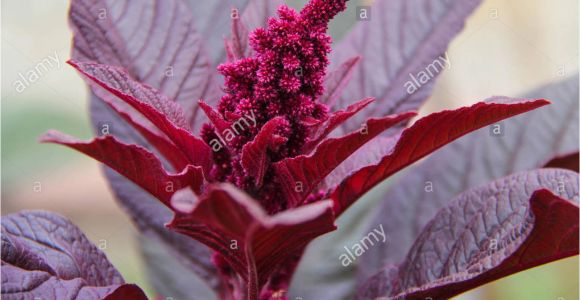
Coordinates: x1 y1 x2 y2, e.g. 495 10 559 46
94 88 191 171
358 169 579 299
331 98 550 215
544 151 579 172
302 97 374 154
69 60 213 175
241 117 288 187
168 184 336 295
330 0 482 133
40 130 205 205
2 211 148 300
275 111 416 208
198 100 233 134
104 284 148 300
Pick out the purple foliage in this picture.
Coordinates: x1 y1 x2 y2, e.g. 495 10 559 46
2 0 578 299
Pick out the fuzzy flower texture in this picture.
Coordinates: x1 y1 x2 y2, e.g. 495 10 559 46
41 0 550 299
204 1 345 213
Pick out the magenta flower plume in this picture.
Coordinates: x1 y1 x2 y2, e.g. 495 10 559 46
36 0 563 299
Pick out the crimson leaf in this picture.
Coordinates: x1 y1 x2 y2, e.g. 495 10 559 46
330 97 549 216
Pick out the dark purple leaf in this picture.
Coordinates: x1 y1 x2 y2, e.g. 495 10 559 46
70 0 219 128
320 56 360 107
330 0 482 134
184 0 250 65
358 169 579 299
359 76 579 281
1 211 147 300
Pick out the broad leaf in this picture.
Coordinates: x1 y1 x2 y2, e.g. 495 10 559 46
70 0 219 128
359 76 579 281
184 0 251 65
1 211 147 300
358 169 579 299
330 0 482 133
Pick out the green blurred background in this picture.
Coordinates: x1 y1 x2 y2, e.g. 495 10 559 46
1 0 578 299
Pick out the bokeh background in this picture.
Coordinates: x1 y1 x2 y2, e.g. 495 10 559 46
1 0 578 299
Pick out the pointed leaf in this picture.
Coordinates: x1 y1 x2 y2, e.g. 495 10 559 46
198 100 233 134
331 0 482 133
358 169 579 299
359 76 580 281
70 60 213 175
184 0 250 65
320 56 360 107
94 88 191 171
1 211 147 300
225 15 250 61
241 117 287 187
70 0 218 128
69 1 224 290
330 98 549 216
275 111 416 208
40 131 204 204
302 97 374 154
